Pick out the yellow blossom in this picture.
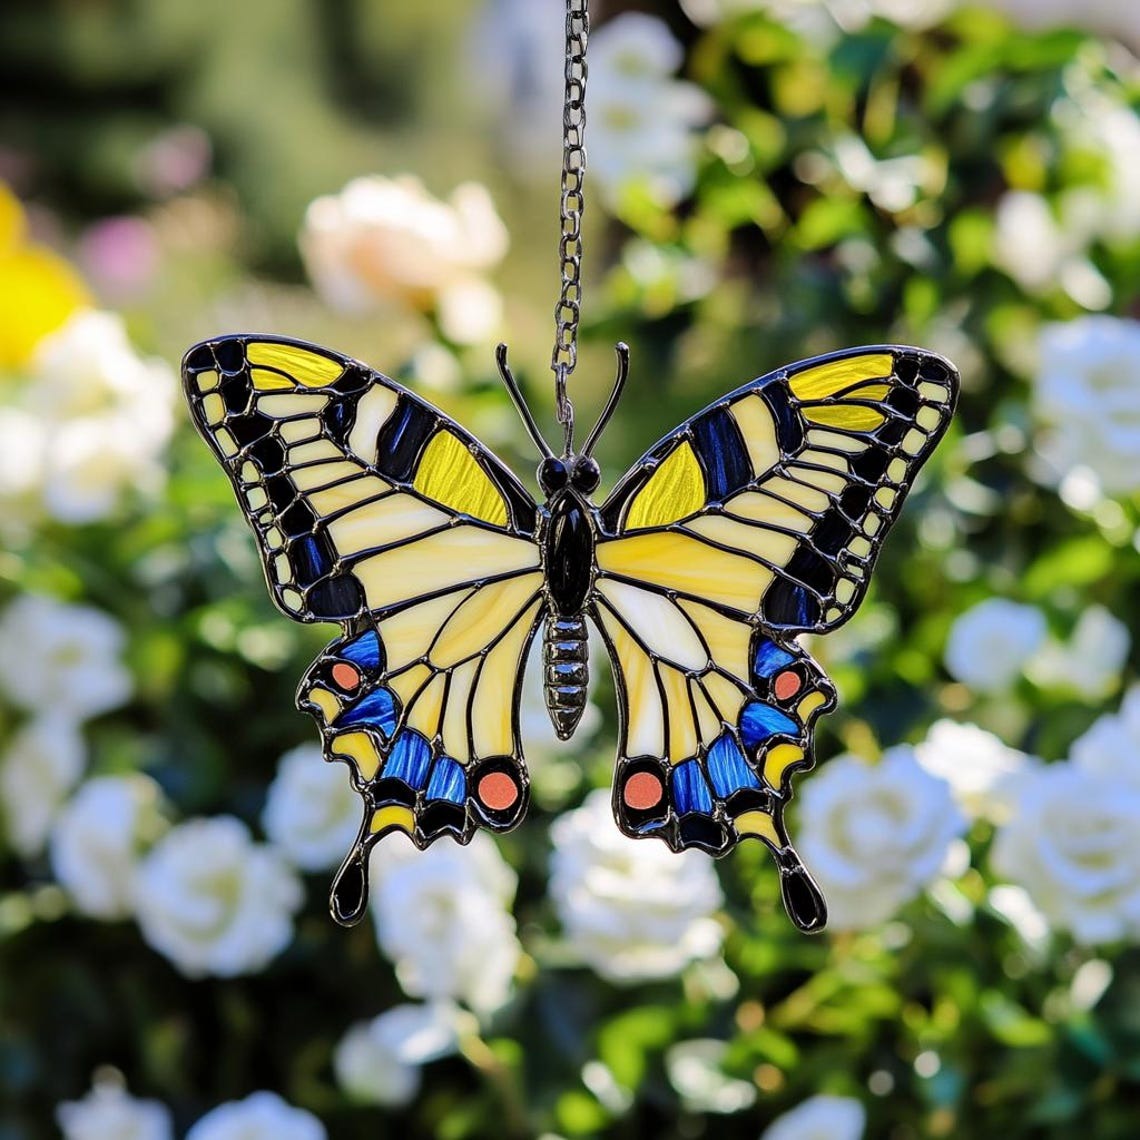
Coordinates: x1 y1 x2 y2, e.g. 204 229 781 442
0 183 90 370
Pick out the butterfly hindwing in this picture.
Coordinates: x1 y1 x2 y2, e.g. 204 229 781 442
183 335 545 921
592 346 958 925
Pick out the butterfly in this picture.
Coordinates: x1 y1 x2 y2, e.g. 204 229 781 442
183 334 958 933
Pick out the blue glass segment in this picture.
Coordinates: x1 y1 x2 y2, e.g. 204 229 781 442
753 639 796 678
691 408 751 499
340 630 382 670
294 535 332 586
740 701 799 750
426 756 466 804
384 731 432 789
336 687 397 737
671 760 714 815
706 733 761 798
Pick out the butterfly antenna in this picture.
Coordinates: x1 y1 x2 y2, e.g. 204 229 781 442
496 343 555 460
580 342 630 459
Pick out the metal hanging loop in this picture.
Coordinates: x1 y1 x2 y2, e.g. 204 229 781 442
551 0 589 456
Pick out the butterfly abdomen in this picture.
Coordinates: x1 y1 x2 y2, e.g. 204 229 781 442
541 491 596 740
543 613 589 740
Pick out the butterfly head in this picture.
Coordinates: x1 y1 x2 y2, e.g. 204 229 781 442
496 342 630 488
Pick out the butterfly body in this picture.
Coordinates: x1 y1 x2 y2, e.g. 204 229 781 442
183 333 958 932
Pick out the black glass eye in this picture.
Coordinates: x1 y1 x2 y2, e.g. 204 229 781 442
571 456 601 493
538 457 569 494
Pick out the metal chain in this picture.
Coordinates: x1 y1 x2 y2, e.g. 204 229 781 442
551 0 589 452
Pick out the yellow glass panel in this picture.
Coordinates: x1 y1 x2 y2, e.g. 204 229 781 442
413 430 509 528
595 580 707 671
863 513 883 536
686 515 799 568
381 591 467 672
196 370 219 393
917 405 943 431
802 404 886 431
306 686 340 724
624 441 705 530
797 691 828 720
432 574 543 668
202 392 225 425
215 428 238 457
442 658 480 762
763 743 805 788
731 396 779 477
332 730 381 780
887 458 907 483
793 467 847 494
662 665 697 761
835 579 856 605
597 531 770 614
247 342 343 387
240 461 257 483
280 419 320 444
371 805 415 834
849 536 872 559
309 476 386 516
798 449 850 474
919 382 948 403
725 491 814 533
759 476 831 514
788 353 894 400
250 368 295 392
703 671 746 726
875 487 897 509
903 429 926 454
348 385 399 459
290 439 343 466
470 600 541 756
676 599 751 681
692 682 722 744
735 810 782 848
807 429 868 454
292 461 363 492
407 672 447 739
273 553 292 583
355 527 538 612
851 382 891 400
389 663 431 713
328 495 451 560
599 613 663 758
246 487 267 510
257 392 327 417
281 588 304 613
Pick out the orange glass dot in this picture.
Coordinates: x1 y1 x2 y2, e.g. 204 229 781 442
624 771 663 811
478 772 519 812
774 670 802 701
331 662 361 691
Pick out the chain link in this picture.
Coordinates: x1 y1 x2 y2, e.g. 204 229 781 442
551 0 589 450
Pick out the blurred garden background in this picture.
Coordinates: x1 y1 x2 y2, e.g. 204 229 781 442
2 0 1140 1137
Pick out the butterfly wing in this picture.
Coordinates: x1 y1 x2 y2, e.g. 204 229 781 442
592 346 958 930
183 335 544 922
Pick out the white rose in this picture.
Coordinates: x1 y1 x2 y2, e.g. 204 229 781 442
943 598 1046 692
761 1094 867 1140
299 175 507 342
992 763 1140 945
50 775 168 919
548 788 724 983
1028 605 1130 699
0 594 132 721
57 1078 172 1140
28 310 176 523
186 1092 325 1140
664 1039 757 1114
1032 317 1140 499
681 0 953 34
333 1002 464 1107
588 14 713 209
133 817 303 977
796 748 966 930
1071 685 1140 793
262 744 361 871
0 717 85 856
914 720 1039 823
370 832 521 1017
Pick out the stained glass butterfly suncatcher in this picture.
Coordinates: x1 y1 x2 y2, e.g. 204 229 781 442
183 334 958 932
